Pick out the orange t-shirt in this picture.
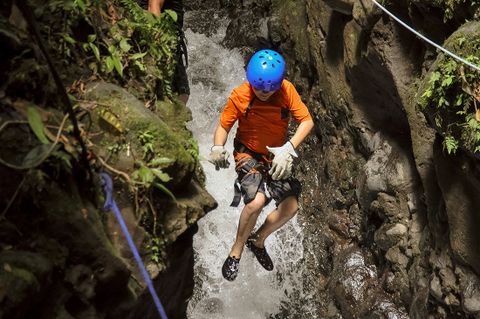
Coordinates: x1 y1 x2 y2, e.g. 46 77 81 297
220 80 312 155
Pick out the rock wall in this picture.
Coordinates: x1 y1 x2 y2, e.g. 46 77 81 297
214 0 480 317
0 2 216 319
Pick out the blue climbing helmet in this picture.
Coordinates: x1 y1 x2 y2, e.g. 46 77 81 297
246 49 285 92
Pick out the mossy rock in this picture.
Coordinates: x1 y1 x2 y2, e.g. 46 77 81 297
416 21 480 155
84 82 196 189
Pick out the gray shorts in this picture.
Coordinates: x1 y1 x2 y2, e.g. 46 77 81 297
233 154 301 207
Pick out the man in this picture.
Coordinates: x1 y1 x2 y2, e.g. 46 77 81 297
143 0 190 104
209 49 314 281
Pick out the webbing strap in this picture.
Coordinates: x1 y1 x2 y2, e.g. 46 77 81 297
230 179 242 207
101 173 168 319
244 97 256 118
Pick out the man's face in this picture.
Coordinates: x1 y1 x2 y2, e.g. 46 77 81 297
253 88 277 101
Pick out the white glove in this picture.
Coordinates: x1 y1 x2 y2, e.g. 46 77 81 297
266 141 297 180
208 145 230 170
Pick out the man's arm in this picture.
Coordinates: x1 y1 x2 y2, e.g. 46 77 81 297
148 0 165 16
290 119 314 148
213 124 230 146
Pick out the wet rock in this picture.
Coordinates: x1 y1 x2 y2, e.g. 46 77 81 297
386 223 408 236
457 267 480 314
65 264 96 300
357 132 418 209
323 0 354 15
430 273 443 301
330 248 379 318
369 298 409 319
375 223 407 252
352 0 381 29
327 209 351 239
385 247 409 268
370 193 409 224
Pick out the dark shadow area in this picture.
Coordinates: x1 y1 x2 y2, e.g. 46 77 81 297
325 11 350 65
346 51 411 149
128 223 199 319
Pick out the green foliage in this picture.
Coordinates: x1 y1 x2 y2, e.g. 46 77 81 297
431 0 480 21
38 0 178 99
419 34 480 155
111 0 179 97
186 137 200 162
27 106 49 144
131 164 175 200
443 135 459 154
147 236 166 265
134 130 176 200
138 130 155 158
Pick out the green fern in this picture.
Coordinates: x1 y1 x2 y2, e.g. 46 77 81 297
444 135 459 154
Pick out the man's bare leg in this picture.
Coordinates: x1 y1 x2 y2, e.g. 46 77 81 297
252 195 298 248
229 192 266 258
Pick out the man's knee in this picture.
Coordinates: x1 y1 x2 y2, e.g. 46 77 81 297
244 193 266 214
279 196 298 216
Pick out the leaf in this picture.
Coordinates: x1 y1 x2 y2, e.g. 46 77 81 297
149 157 174 166
74 0 86 12
151 168 171 182
164 9 177 22
89 43 100 61
27 106 49 144
455 94 463 106
476 109 480 122
134 60 145 71
430 72 441 83
112 55 123 77
153 182 176 201
88 34 96 43
63 35 76 44
97 109 124 133
22 144 55 167
441 77 453 87
421 89 432 99
132 166 154 185
443 136 458 155
130 52 147 60
119 38 131 52
105 56 114 73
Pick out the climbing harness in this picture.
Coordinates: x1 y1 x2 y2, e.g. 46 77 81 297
100 173 168 319
230 140 272 207
371 0 480 72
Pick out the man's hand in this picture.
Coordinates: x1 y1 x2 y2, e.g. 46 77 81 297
266 141 297 180
208 145 230 170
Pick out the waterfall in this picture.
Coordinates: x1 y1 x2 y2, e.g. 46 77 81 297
184 10 307 319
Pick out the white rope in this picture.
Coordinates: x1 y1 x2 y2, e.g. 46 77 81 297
371 0 480 72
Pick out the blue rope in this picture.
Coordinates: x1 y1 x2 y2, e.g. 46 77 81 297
371 0 480 71
100 173 169 319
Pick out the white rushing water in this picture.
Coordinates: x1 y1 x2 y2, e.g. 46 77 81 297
184 11 306 319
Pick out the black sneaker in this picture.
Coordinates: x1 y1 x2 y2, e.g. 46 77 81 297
222 256 240 281
246 237 274 271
